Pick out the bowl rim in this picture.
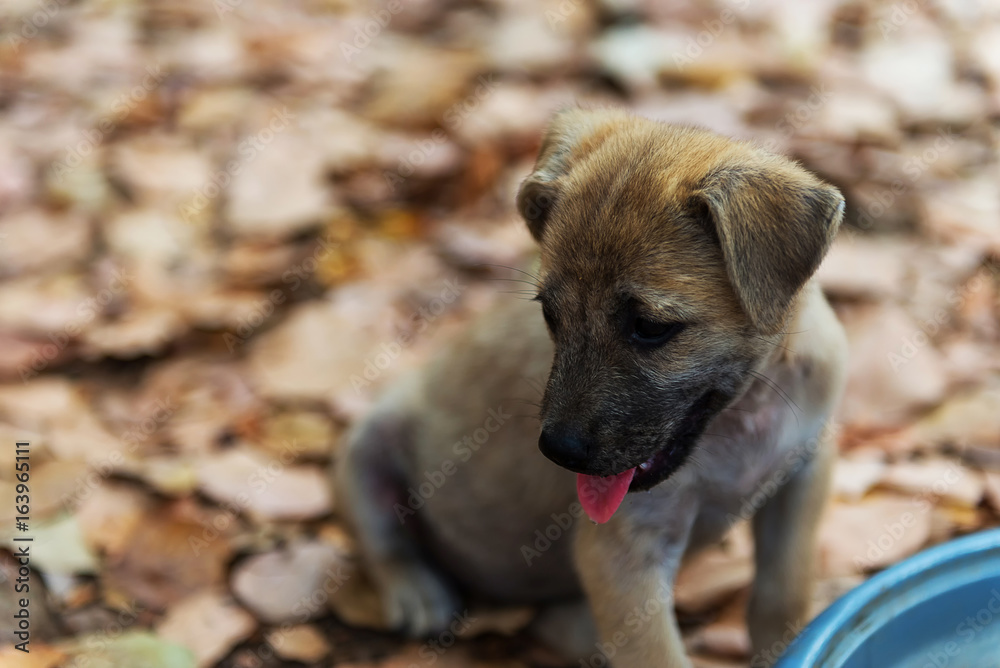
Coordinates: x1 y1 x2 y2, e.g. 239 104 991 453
776 527 1000 667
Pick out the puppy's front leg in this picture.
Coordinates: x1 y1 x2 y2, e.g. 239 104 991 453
748 426 835 666
574 511 696 668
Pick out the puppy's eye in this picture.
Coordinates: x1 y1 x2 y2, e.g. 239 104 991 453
632 317 684 345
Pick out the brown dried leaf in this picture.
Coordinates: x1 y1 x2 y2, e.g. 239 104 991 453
832 456 887 502
838 303 949 430
196 449 333 521
819 494 932 576
157 591 257 668
816 237 909 301
259 410 336 460
266 624 331 663
0 209 92 278
878 460 985 509
74 483 149 559
0 644 67 668
675 531 754 615
230 540 348 624
106 510 232 610
226 130 332 239
906 385 1000 449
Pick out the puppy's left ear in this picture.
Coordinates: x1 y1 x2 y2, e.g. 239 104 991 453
696 161 844 334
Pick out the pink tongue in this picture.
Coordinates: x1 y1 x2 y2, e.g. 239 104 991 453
577 468 636 524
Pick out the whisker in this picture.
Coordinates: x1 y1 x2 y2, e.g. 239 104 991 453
497 290 542 301
749 370 800 423
476 263 542 284
684 449 710 475
518 376 547 397
487 277 542 289
502 397 543 409
751 333 795 356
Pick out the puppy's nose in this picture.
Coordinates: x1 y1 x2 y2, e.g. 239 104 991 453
538 425 591 471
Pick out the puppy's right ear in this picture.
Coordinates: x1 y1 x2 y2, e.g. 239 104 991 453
517 109 606 242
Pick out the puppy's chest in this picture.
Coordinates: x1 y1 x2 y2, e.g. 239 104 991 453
696 401 803 505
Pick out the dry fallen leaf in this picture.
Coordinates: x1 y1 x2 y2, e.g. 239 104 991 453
226 130 332 239
196 448 333 521
230 540 348 624
816 236 909 301
20 514 99 576
905 385 1000 449
684 591 750 659
157 591 257 668
259 409 336 460
105 510 232 610
0 644 67 668
675 530 754 615
5 0 1000 666
832 456 887 501
266 624 331 663
73 483 149 559
819 494 933 576
877 459 985 509
59 631 196 668
838 303 949 430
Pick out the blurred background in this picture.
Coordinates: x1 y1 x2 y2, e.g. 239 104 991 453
1 0 999 666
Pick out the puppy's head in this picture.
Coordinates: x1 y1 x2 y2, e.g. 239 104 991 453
518 109 843 493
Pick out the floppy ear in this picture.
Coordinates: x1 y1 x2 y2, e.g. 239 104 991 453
696 163 844 334
516 109 608 242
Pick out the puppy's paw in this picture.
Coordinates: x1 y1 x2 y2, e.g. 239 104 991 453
377 561 460 638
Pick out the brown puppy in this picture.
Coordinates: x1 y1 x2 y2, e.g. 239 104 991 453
335 108 848 667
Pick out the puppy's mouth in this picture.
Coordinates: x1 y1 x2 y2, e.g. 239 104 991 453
576 391 720 524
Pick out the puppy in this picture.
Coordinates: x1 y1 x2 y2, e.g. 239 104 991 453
335 108 848 667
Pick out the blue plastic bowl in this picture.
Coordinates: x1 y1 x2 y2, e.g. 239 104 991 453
776 528 1000 668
